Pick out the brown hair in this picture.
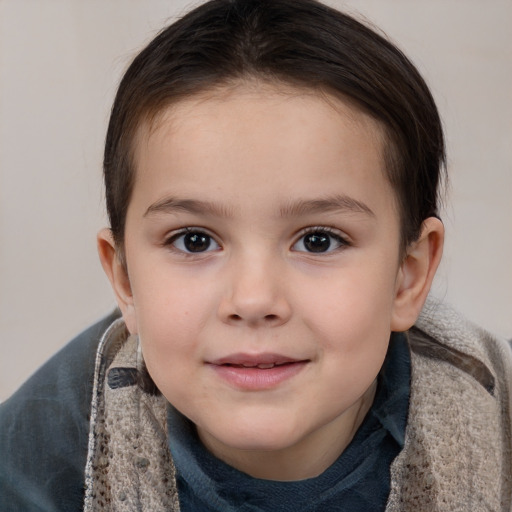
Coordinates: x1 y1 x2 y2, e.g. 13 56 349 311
104 0 445 256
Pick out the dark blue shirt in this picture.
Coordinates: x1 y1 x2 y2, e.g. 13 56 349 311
168 332 411 512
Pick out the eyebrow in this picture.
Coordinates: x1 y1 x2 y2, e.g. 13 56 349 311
278 195 375 218
144 194 375 219
144 197 235 218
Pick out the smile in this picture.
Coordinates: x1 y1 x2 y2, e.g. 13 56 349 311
207 353 309 391
225 362 287 369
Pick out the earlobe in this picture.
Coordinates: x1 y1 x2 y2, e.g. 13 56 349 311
391 217 444 332
97 228 138 334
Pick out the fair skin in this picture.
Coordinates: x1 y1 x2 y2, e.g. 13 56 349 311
98 84 443 481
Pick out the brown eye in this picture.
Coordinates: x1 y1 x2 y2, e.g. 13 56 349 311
304 233 331 252
184 232 211 252
292 229 347 253
169 230 220 253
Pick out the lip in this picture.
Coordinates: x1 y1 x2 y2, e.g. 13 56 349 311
207 353 309 391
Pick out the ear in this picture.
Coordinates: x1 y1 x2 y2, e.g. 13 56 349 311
391 217 444 331
97 228 138 334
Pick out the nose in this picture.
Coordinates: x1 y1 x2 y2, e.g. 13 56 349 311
218 253 292 328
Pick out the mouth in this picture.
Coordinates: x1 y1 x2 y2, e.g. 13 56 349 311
210 353 305 366
224 362 290 369
207 353 309 390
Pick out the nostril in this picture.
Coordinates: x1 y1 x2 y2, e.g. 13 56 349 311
227 313 279 323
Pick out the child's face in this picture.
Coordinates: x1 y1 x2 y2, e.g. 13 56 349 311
107 85 417 479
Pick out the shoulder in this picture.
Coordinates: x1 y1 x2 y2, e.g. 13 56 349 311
0 311 121 512
409 297 512 443
387 298 512 510
411 296 512 394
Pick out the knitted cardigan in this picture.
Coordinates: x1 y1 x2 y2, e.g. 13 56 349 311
83 299 512 511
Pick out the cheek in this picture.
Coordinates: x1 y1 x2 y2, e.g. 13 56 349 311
129 267 221 371
132 262 218 326
307 277 393 403
298 261 399 350
133 280 213 403
304 285 391 424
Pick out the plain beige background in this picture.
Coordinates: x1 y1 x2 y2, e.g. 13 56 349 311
1 0 511 402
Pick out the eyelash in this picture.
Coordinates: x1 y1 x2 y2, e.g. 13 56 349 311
291 226 351 254
164 227 221 255
164 226 351 255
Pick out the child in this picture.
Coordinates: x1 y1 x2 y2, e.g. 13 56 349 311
1 0 511 510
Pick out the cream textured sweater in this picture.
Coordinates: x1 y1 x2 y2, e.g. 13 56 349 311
84 299 512 511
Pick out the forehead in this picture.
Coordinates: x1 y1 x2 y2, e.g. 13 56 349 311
129 84 394 218
140 83 386 149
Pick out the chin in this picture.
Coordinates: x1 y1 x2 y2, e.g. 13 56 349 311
207 420 307 453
